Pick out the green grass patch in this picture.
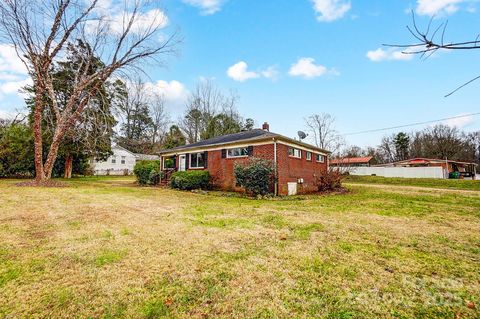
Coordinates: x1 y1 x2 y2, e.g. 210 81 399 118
344 175 480 191
94 249 126 267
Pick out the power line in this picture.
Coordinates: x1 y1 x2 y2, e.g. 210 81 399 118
343 112 480 136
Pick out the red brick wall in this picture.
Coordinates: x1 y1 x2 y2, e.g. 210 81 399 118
206 144 275 191
168 142 327 195
276 143 328 195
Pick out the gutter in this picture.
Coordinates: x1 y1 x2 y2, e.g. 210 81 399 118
273 138 278 196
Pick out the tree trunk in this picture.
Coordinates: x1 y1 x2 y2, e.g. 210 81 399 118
43 121 68 179
33 88 45 182
64 154 73 178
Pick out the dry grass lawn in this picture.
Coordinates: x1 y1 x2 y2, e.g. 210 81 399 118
0 177 479 318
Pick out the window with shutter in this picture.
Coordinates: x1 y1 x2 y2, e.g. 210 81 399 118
221 149 227 158
226 147 249 158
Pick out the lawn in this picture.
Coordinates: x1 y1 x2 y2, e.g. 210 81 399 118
344 175 480 191
0 177 479 318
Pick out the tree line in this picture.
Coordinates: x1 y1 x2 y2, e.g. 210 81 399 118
116 79 254 154
0 75 253 178
342 125 480 165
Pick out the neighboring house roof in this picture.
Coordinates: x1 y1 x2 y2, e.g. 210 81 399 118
158 129 330 155
112 145 136 156
135 153 160 161
330 156 374 165
383 158 478 166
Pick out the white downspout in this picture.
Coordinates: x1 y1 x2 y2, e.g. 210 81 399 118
273 138 278 196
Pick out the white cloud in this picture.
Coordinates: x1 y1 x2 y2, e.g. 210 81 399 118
366 48 414 62
0 44 30 99
108 9 168 34
415 0 471 16
261 66 279 80
0 110 15 120
85 1 169 36
288 58 335 79
182 0 224 15
0 44 28 76
227 61 260 82
312 0 351 22
144 80 189 108
0 78 31 95
443 114 475 128
226 62 279 82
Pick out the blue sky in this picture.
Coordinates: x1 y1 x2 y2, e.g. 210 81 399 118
0 0 479 148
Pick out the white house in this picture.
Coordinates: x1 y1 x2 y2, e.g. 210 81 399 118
91 145 161 175
91 145 138 175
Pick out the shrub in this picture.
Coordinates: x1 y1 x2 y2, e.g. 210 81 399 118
316 168 343 192
234 157 275 196
133 160 162 185
170 170 210 190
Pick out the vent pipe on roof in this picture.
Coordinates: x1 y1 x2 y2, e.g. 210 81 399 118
262 122 269 132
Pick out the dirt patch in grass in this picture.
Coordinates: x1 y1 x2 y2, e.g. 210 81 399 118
15 179 68 187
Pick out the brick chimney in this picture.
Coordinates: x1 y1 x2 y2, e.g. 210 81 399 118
262 122 270 132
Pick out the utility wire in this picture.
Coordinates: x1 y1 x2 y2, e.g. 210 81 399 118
343 112 480 136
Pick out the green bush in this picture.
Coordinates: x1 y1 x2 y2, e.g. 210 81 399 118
133 160 162 185
170 170 210 190
234 157 275 196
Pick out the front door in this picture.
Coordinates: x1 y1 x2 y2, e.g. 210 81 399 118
179 155 186 171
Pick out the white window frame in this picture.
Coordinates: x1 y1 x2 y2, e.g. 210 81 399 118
121 156 126 165
306 151 312 161
190 152 205 169
288 147 302 158
316 154 325 163
227 147 249 158
111 156 116 164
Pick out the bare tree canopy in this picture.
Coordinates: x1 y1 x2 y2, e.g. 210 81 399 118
0 0 179 182
389 11 480 96
180 80 245 144
305 113 344 155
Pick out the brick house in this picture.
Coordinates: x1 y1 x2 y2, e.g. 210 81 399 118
330 156 377 167
158 123 330 195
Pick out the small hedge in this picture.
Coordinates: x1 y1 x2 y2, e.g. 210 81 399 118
234 157 275 196
170 170 210 190
133 160 162 185
316 168 343 192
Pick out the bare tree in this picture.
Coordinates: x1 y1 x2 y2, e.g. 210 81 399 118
180 80 241 143
0 0 179 182
150 92 169 145
389 11 480 96
305 113 344 155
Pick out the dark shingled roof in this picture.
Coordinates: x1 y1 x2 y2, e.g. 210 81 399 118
159 129 277 153
159 129 330 154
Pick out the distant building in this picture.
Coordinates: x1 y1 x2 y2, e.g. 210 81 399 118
91 145 159 176
379 158 477 179
330 156 376 167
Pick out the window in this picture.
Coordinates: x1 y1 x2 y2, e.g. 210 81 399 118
306 152 312 161
316 154 325 163
190 152 205 168
288 147 301 158
227 147 248 158
121 156 126 165
111 156 116 164
163 157 176 169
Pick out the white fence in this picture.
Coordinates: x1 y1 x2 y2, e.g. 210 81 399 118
350 166 446 179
